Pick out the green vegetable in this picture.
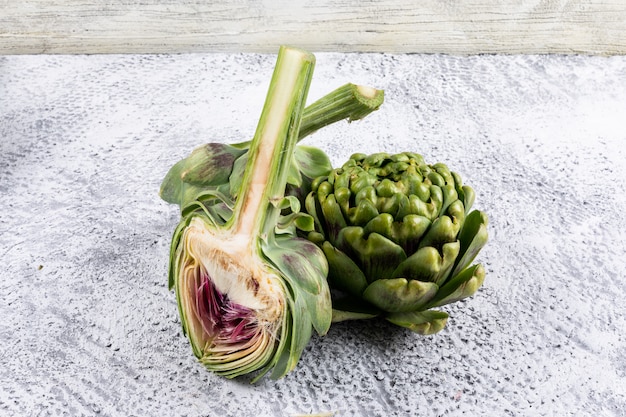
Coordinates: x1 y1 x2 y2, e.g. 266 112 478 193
304 152 488 334
165 46 330 381
161 44 488 382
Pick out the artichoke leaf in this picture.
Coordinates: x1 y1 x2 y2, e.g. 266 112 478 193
434 241 461 286
331 294 381 322
305 191 325 238
160 144 247 207
321 241 369 297
376 193 402 219
395 193 411 220
460 185 476 214
162 165 224 210
269 292 314 380
428 185 444 217
362 277 439 313
205 202 234 226
363 213 430 255
181 188 233 219
427 171 445 187
418 215 460 249
407 194 437 220
347 198 379 226
350 171 377 194
294 145 333 180
181 143 247 186
375 178 401 198
332 309 380 322
274 195 315 233
336 228 407 283
228 152 249 198
159 158 188 205
440 185 459 219
286 158 303 188
446 199 466 227
276 212 315 233
391 242 459 284
450 210 488 277
262 235 332 336
285 144 333 189
428 264 486 308
272 195 301 212
319 194 348 244
334 187 352 216
434 163 455 185
354 185 378 207
386 310 449 335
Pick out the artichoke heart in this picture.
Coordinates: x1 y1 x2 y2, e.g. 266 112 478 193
175 216 285 375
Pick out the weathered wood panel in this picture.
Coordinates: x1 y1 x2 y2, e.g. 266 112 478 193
1 0 625 55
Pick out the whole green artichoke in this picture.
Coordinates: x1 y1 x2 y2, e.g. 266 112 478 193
304 152 488 334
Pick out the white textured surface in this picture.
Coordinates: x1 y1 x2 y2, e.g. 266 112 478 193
1 52 626 417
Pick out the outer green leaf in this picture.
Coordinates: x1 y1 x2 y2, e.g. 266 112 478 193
277 212 315 233
386 310 449 334
181 143 247 186
269 292 313 380
460 185 476 213
262 235 332 336
406 194 438 220
160 158 188 204
336 228 407 283
428 264 486 308
347 198 379 226
320 194 348 244
273 195 301 212
294 145 333 180
418 215 460 249
391 242 459 285
362 278 438 313
451 210 489 277
305 191 326 238
228 152 249 198
331 294 381 322
322 241 369 297
363 213 431 254
286 161 303 189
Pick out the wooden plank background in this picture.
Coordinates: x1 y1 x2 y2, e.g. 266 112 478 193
1 0 625 55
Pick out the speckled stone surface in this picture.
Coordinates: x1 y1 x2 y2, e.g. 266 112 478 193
1 52 625 417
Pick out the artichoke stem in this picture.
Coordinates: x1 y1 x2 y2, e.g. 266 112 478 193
230 46 315 240
233 83 384 149
298 83 384 138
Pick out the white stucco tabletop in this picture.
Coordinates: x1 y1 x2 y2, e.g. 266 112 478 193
1 52 625 417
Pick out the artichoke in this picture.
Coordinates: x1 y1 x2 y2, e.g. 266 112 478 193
166 46 330 380
304 152 488 334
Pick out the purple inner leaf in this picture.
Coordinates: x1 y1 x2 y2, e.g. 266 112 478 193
195 271 258 347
